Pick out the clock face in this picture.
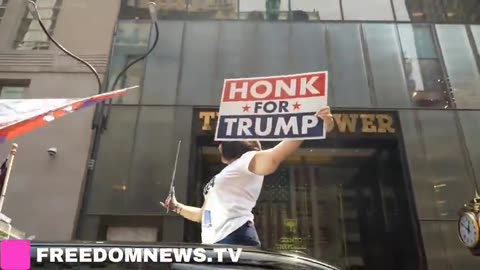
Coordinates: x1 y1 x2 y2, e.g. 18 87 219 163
458 212 480 248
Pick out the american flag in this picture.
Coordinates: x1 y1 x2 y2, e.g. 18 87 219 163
261 167 290 202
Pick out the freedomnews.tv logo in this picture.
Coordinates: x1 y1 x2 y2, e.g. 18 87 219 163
0 240 243 269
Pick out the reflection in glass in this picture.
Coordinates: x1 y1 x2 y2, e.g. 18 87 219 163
363 24 410 107
327 24 371 107
0 0 8 24
458 111 480 190
186 0 237 20
14 0 62 50
119 0 188 20
115 21 150 48
239 0 289 21
290 0 341 20
397 25 450 107
393 0 480 23
436 25 480 108
87 106 139 214
108 21 151 104
342 0 394 21
109 55 145 104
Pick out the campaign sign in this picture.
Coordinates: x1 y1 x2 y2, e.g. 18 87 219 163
215 71 328 141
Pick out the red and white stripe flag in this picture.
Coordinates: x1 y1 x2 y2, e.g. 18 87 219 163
0 86 137 143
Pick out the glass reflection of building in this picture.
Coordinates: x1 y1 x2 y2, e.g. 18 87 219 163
76 1 480 270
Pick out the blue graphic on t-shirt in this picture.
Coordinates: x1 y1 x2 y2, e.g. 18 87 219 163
203 210 212 228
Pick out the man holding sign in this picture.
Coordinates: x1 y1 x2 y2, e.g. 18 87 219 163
161 72 333 247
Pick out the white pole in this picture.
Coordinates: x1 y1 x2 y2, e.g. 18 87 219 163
0 143 18 213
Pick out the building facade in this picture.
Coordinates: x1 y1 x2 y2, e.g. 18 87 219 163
74 1 480 270
0 0 120 240
2 0 480 270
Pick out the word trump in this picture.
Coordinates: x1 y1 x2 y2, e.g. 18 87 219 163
216 71 328 141
36 247 242 263
223 73 326 101
218 113 321 139
199 111 396 134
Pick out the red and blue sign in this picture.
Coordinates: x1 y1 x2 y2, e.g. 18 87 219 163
215 71 328 141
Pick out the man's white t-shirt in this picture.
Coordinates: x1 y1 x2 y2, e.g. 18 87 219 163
201 151 264 244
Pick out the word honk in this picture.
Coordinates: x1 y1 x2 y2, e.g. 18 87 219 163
228 76 321 100
223 115 318 137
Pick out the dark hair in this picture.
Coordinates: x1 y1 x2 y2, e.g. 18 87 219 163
220 141 261 161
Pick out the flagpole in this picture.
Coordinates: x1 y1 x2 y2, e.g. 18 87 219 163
0 143 18 213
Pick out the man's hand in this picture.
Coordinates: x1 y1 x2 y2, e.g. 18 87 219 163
160 192 180 213
317 106 333 130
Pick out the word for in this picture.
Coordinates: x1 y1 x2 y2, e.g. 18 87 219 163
255 101 288 113
36 247 242 263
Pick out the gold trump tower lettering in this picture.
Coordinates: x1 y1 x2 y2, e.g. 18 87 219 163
198 111 396 134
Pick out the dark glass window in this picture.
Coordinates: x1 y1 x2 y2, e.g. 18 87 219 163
0 0 8 24
0 79 29 99
397 25 450 107
14 0 62 50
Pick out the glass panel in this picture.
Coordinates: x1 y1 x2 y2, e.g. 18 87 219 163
397 24 450 108
125 106 192 214
187 0 237 20
178 22 219 106
328 23 371 107
393 0 480 23
142 21 183 105
458 111 480 191
288 23 328 79
400 110 477 220
421 221 480 270
239 0 289 21
108 21 151 104
108 54 144 104
398 110 435 219
115 20 150 48
418 111 475 219
363 24 410 107
342 0 394 21
471 25 480 49
87 106 139 214
393 0 445 22
436 25 480 108
0 8 6 19
290 0 341 20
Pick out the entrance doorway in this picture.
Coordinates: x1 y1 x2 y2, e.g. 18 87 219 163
186 137 422 270
187 108 426 270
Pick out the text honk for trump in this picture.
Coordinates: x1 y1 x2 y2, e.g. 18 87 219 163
215 71 328 141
